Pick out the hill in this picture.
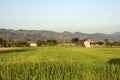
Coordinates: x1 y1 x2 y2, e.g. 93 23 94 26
112 32 120 35
0 28 120 42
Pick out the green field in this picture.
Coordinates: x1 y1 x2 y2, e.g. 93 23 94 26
0 47 120 80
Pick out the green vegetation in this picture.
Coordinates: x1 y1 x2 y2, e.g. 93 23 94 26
71 37 79 43
36 40 46 46
0 47 120 80
0 37 29 47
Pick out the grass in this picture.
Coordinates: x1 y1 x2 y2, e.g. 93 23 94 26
0 47 120 80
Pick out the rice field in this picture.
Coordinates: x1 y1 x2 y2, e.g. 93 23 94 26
0 47 120 80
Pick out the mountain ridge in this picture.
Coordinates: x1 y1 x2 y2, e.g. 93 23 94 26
112 32 120 35
0 28 120 42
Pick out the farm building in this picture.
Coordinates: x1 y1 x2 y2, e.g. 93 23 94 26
27 41 37 47
82 38 104 48
83 38 95 48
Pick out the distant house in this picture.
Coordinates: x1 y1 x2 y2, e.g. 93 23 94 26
83 38 95 48
79 38 105 48
27 41 37 47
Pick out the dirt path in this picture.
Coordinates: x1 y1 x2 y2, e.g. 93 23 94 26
0 47 19 50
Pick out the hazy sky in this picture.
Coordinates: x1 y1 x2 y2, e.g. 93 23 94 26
0 0 120 33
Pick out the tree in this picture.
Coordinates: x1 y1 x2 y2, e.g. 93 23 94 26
46 39 58 46
71 38 79 43
0 37 7 47
51 39 57 45
7 40 15 47
111 42 120 46
15 41 29 47
96 41 104 45
36 40 46 46
104 39 112 47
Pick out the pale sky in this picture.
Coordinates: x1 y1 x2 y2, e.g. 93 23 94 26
0 0 120 33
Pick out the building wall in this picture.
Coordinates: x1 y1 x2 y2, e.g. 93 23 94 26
30 43 37 47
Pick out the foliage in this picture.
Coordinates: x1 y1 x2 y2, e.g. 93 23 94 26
46 39 58 46
104 39 120 47
0 37 7 47
15 41 29 47
0 36 120 47
71 37 79 43
36 40 46 46
0 47 120 80
96 41 104 45
0 37 29 47
104 39 113 47
111 42 120 46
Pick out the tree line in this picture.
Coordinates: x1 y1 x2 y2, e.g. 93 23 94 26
0 37 29 47
0 37 59 47
104 39 120 47
0 37 120 47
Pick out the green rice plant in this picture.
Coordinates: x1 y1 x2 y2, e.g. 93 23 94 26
0 47 120 80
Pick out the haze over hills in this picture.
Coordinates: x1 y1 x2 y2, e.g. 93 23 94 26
0 28 120 42
112 32 120 35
